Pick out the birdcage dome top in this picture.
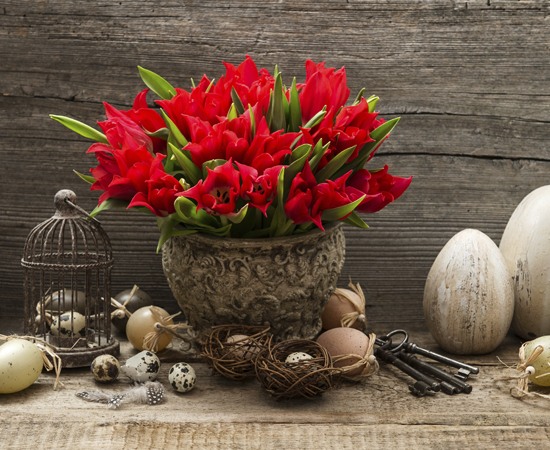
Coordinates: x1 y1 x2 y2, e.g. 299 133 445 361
22 190 113 269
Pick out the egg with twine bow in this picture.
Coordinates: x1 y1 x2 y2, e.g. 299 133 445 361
511 335 550 401
125 306 181 352
321 281 367 331
316 327 378 380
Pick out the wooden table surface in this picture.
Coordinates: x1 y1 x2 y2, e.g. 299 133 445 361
1 321 548 450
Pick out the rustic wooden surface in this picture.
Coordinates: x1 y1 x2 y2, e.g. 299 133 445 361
1 0 548 328
1 323 549 450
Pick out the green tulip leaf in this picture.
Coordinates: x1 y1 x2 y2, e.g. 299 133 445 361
288 77 302 132
231 88 245 116
169 143 201 185
138 66 177 100
160 110 188 148
344 211 370 229
89 198 127 218
73 170 95 185
315 146 356 182
50 115 108 144
321 195 366 222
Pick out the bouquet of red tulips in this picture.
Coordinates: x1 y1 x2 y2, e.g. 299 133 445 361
52 56 411 250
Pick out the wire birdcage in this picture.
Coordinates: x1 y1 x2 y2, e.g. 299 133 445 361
21 189 119 367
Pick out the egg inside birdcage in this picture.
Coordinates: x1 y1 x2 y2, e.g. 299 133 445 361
21 190 119 367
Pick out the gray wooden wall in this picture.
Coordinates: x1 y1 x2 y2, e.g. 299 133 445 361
1 1 548 330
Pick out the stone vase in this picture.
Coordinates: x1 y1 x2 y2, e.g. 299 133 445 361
161 223 345 341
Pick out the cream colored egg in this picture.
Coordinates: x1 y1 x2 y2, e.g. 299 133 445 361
423 229 514 355
316 327 371 376
523 335 550 387
0 339 44 394
500 186 550 340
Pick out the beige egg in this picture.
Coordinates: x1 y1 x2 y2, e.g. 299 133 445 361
321 288 365 330
316 327 371 376
0 339 44 394
225 334 259 360
126 306 173 352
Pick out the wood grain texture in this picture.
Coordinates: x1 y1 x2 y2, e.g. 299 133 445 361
1 328 549 449
0 1 549 331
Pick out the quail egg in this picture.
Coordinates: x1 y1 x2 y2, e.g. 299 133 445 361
91 354 120 383
120 350 160 383
285 352 314 363
50 311 87 337
168 362 196 393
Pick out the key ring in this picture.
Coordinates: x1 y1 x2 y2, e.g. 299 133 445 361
375 329 409 353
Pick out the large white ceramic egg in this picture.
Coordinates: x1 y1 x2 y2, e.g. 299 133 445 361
499 186 550 340
423 229 514 354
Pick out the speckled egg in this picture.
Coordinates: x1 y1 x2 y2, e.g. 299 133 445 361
168 362 196 393
91 354 120 383
120 350 160 383
50 311 87 337
285 352 313 363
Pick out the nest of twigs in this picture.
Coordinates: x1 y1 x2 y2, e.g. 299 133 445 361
201 325 271 381
254 339 339 400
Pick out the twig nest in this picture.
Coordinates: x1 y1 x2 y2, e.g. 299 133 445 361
201 325 271 380
254 339 337 400
321 281 366 330
316 328 378 381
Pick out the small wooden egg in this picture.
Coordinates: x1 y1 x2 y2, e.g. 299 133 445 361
111 286 153 333
120 350 161 383
50 311 87 337
0 339 44 394
91 354 120 383
125 306 173 351
423 229 514 355
285 352 313 363
523 336 550 387
316 327 372 376
168 362 196 393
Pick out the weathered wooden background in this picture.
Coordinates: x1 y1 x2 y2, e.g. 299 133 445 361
1 0 548 330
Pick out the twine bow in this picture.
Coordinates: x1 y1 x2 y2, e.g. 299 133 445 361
333 332 379 382
141 310 197 352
